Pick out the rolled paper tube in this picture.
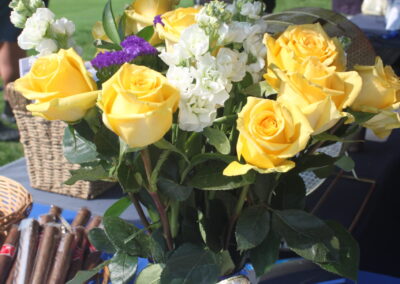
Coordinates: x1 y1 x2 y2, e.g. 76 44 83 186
5 260 17 284
47 232 76 284
66 227 86 281
39 214 54 225
0 225 20 283
85 216 102 233
49 205 63 218
13 219 39 284
30 225 61 284
71 207 91 227
83 216 103 270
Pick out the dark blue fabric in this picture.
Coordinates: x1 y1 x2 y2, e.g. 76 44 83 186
0 0 22 42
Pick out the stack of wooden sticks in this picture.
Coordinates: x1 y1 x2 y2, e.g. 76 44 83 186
0 206 103 283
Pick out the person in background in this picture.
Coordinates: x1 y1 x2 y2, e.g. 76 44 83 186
0 0 23 141
332 0 363 15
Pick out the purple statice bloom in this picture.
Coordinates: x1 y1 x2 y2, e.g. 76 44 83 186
153 15 164 26
91 35 157 69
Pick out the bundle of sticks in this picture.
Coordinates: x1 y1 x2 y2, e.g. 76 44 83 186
0 206 104 284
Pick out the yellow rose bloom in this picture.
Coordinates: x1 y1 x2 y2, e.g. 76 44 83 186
125 0 177 45
98 63 180 148
14 48 98 122
224 97 312 176
351 57 400 138
155 7 200 50
274 57 362 134
264 23 346 90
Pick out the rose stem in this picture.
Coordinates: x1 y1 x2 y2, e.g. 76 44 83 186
128 193 152 234
308 119 346 155
224 185 250 250
141 148 173 251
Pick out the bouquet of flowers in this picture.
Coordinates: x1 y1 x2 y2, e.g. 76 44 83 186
11 0 400 283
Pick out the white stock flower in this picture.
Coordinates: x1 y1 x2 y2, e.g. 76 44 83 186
29 0 44 9
196 8 219 28
36 38 58 55
51 18 75 36
180 25 209 58
179 95 217 132
216 48 248 82
166 66 196 99
240 1 263 19
10 11 26 28
159 43 191 66
218 21 251 44
244 33 266 58
226 4 237 15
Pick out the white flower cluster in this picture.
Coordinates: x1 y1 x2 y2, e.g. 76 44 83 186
160 0 267 132
12 5 76 56
9 0 44 28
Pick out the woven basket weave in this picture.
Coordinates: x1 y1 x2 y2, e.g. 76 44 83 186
7 83 114 199
0 176 32 236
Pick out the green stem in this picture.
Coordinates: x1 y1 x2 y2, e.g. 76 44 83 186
170 201 180 238
128 193 152 234
224 185 250 250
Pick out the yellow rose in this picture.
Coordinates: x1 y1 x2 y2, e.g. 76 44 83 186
351 57 400 138
264 23 346 90
98 63 180 148
155 7 200 49
223 97 312 176
125 0 176 45
14 48 98 122
274 57 362 134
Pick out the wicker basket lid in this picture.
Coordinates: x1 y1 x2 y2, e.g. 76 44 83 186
0 176 32 233
262 7 376 68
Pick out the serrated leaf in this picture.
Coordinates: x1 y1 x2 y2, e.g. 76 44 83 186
203 127 231 155
295 152 337 173
160 244 219 284
66 260 110 284
313 165 335 178
117 163 142 193
94 125 119 158
216 250 235 275
236 206 270 250
88 228 116 254
250 230 280 277
103 216 151 257
63 126 99 164
243 81 277 97
102 0 121 44
335 155 355 172
158 177 193 201
272 210 338 263
273 174 306 210
136 264 165 284
253 173 278 202
318 221 359 281
109 252 138 284
65 165 109 185
136 26 154 42
154 138 189 163
347 109 376 124
105 196 131 217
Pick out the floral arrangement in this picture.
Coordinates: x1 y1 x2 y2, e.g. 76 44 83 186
11 0 400 283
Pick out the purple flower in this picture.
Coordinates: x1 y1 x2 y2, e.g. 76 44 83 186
153 15 164 26
91 35 158 69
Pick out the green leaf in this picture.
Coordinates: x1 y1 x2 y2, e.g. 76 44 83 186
216 250 235 276
66 260 110 284
273 174 306 210
238 72 253 90
64 165 109 185
347 109 376 124
295 153 337 173
243 81 277 97
312 132 361 143
235 206 270 250
102 0 121 44
318 221 359 281
188 162 255 190
154 138 189 163
160 243 219 284
109 252 138 284
314 165 335 179
253 173 278 202
150 150 171 191
158 177 193 201
136 264 165 284
272 210 338 263
136 26 155 42
150 229 167 263
105 196 131 217
117 163 143 193
63 126 99 164
118 12 126 41
94 125 119 158
103 216 151 257
93 39 122 50
250 230 280 277
88 228 116 254
335 155 355 172
203 127 231 155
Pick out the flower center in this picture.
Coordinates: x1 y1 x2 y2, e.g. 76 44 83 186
259 116 279 136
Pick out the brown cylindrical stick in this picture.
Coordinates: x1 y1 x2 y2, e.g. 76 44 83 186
47 232 76 284
0 225 20 283
49 205 62 218
66 227 86 281
39 214 54 226
71 207 91 227
5 260 17 284
13 219 39 284
85 216 102 233
30 225 61 284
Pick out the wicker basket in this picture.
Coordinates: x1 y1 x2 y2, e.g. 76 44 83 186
6 83 114 199
0 176 32 236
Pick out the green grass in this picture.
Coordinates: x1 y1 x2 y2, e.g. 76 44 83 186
0 0 331 166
